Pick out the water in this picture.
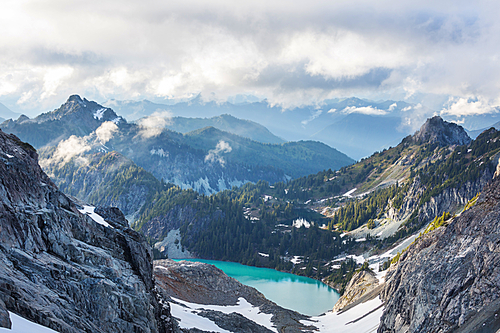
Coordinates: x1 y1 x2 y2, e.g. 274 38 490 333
174 259 339 316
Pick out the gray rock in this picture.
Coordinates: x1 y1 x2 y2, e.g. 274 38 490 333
412 116 471 147
0 129 174 332
0 298 11 329
333 270 380 312
379 176 500 332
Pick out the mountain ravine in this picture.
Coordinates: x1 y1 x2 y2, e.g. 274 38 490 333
0 128 174 332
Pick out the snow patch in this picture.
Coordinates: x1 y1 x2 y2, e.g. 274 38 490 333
342 188 357 197
258 252 269 257
171 297 277 333
78 205 112 228
290 256 303 264
150 148 168 158
93 108 107 120
0 312 59 333
301 296 383 332
292 218 312 228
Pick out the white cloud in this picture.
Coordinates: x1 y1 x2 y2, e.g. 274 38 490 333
342 106 387 116
41 135 91 168
441 97 497 116
95 121 118 144
136 110 172 138
205 140 232 166
1 0 500 114
388 103 397 111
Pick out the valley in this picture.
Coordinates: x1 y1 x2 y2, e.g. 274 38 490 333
1 94 500 332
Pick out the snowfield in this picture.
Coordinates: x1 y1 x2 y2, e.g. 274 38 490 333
170 297 277 333
301 297 383 333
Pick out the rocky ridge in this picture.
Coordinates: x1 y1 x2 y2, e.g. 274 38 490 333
0 129 173 332
378 174 500 332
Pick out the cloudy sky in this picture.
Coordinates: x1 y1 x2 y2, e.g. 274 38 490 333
1 0 499 116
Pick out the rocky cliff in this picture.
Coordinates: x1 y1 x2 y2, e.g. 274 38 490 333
332 270 381 313
0 129 173 332
379 175 500 332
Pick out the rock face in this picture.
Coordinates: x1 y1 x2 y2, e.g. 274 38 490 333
332 270 380 313
412 116 471 147
379 175 500 332
0 129 173 332
154 259 313 333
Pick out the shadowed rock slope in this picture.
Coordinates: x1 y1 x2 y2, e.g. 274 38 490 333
0 129 173 332
379 174 500 332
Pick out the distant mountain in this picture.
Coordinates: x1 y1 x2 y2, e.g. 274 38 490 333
1 95 123 147
166 114 285 144
104 96 435 159
183 126 353 178
467 120 500 139
312 113 409 160
0 102 19 120
5 95 353 195
103 99 176 121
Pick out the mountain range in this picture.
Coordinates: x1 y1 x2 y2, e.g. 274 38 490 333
1 101 500 332
0 95 354 196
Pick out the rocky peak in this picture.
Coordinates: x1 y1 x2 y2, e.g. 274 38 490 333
412 116 471 146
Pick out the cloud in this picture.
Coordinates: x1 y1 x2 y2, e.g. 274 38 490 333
441 97 497 116
1 0 500 114
388 103 397 111
40 135 91 169
205 140 232 166
342 106 387 116
136 110 172 138
301 109 323 125
95 121 118 144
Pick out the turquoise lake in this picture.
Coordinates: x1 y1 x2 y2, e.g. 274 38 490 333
175 259 340 316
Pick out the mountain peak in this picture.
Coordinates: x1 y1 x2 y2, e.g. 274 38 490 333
412 116 471 146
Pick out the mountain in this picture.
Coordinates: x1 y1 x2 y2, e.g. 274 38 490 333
183 126 353 178
166 114 285 144
0 102 19 121
412 115 472 146
0 129 174 332
467 119 500 139
312 113 408 160
2 95 354 195
105 96 434 160
129 116 500 287
380 174 500 332
0 95 123 148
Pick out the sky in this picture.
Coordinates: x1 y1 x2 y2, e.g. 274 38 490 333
1 0 500 117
